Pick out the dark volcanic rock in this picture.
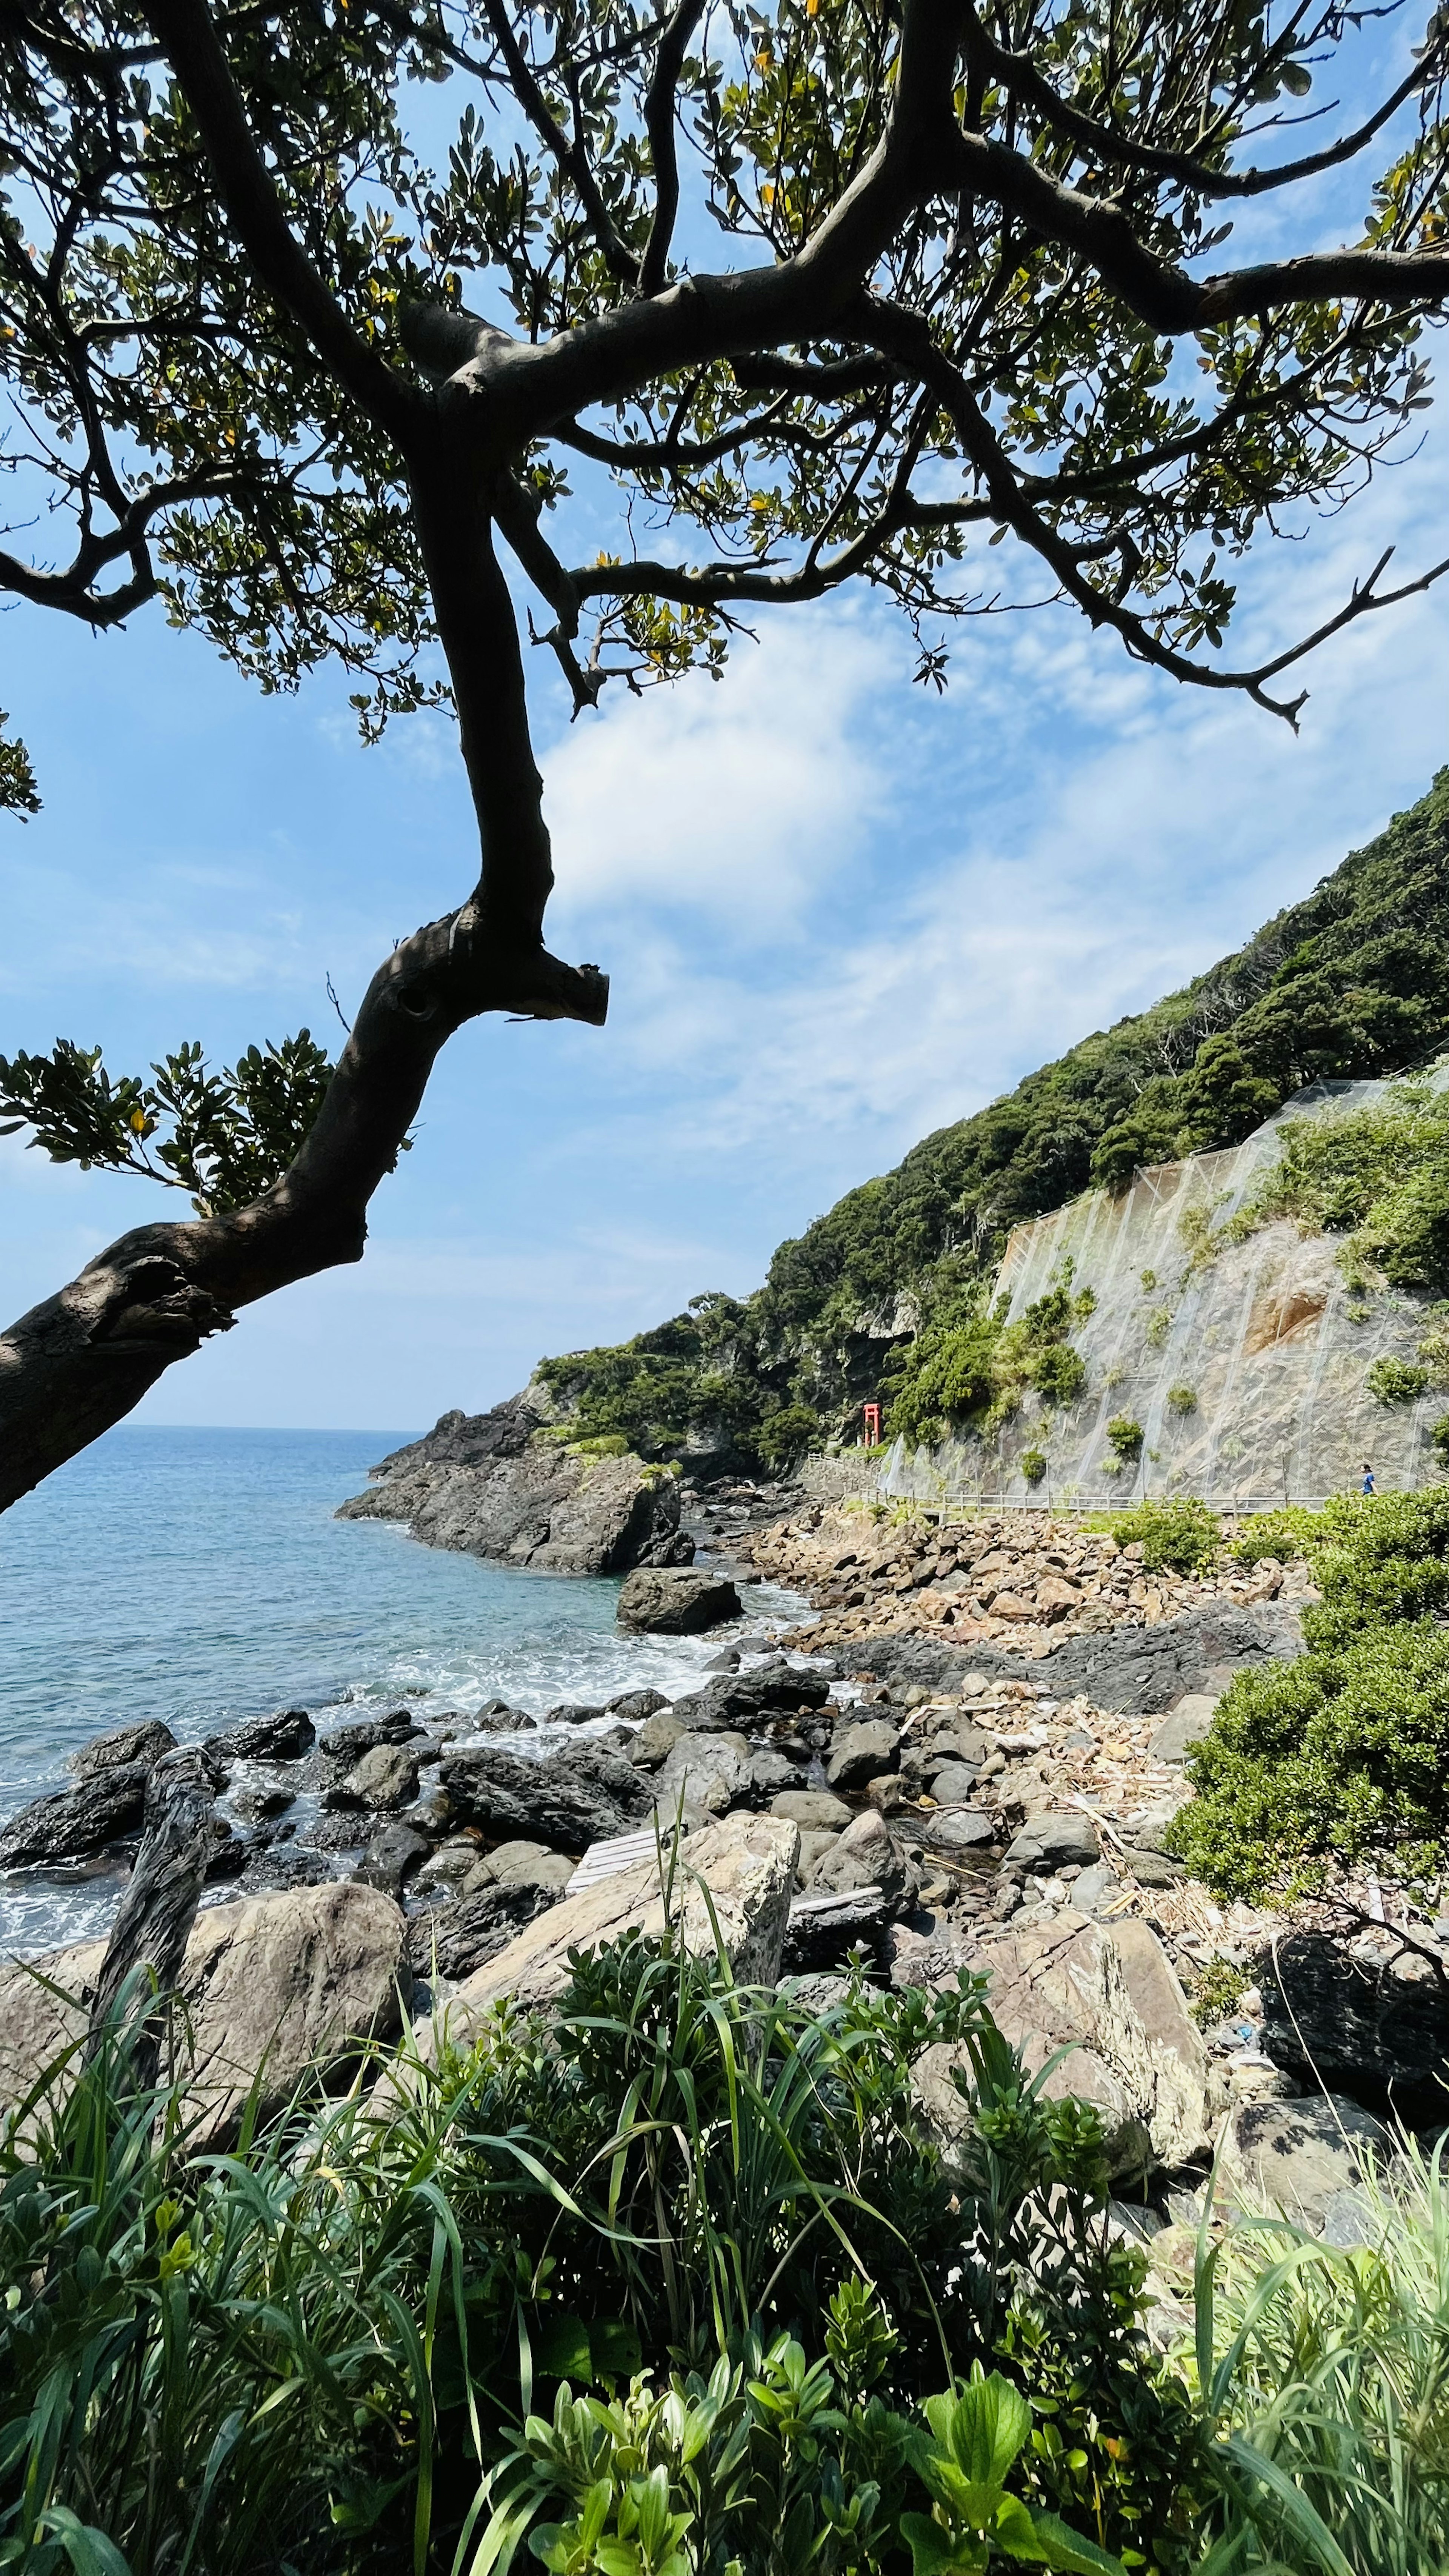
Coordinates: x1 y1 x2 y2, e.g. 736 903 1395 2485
616 1568 741 1634
407 1880 558 1981
68 1721 177 1779
439 1743 653 1849
357 1822 432 1896
1259 1930 1449 2122
318 1713 419 1764
670 1663 833 1732
0 1762 152 1869
337 1388 682 1577
323 1744 422 1813
850 1604 1300 1715
208 1709 315 1765
609 1688 669 1724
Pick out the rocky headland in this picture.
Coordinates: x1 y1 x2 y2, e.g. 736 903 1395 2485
337 1382 693 1576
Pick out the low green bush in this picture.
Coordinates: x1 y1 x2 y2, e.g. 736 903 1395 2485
1 1938 1209 2576
1228 1506 1328 1567
1105 1416 1144 1461
1022 1448 1048 1486
1366 1355 1430 1406
1170 1487 1449 1899
1166 1385 1197 1416
756 1404 822 1469
1434 1416 1449 1459
1110 1499 1221 1576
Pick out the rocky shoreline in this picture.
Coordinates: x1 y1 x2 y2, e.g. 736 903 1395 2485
5 1475 1447 2272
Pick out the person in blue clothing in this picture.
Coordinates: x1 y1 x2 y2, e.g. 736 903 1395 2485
1362 1463 1375 1496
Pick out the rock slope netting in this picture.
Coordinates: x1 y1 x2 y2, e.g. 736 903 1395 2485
882 1069 1449 1511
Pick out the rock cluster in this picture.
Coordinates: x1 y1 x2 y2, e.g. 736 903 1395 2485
744 1505 1315 1671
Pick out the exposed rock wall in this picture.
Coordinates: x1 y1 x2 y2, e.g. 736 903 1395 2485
884 1072 1449 1512
338 1382 684 1574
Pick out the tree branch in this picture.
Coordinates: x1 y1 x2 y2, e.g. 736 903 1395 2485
639 0 708 297
474 0 641 286
0 917 606 1511
958 0 1444 205
144 0 418 437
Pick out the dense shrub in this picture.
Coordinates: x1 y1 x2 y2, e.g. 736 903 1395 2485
1105 1416 1144 1461
1228 1505 1329 1567
1230 1073 1449 1296
1022 1447 1048 1485
1170 1488 1449 1899
1366 1355 1431 1406
1110 1499 1221 1576
886 1281 1093 1450
1 1940 1210 2576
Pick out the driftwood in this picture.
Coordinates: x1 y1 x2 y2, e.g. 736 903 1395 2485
86 1746 217 2084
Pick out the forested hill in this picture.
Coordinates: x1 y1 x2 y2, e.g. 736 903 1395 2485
538 770 1449 1473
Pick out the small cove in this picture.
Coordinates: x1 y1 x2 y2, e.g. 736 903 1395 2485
0 1423 805 1956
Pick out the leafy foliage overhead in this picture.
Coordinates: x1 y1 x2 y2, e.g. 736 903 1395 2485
0 1031 334 1215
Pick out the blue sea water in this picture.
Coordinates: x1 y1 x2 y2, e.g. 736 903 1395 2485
0 1425 804 1955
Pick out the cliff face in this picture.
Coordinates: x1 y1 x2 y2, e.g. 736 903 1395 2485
532 772 1449 1467
337 1386 686 1575
882 1070 1449 1511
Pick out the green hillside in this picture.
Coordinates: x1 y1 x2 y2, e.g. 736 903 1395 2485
539 771 1449 1471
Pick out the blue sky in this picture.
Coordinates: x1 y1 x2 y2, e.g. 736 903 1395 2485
3 38 1449 1436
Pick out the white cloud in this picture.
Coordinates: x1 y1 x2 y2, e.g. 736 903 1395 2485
544 607 892 928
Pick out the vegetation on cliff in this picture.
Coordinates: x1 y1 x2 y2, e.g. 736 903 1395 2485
543 776 1449 1469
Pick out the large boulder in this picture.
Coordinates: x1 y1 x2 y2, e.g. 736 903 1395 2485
68 1721 177 1779
418 1813 800 2052
208 1710 316 1765
616 1568 742 1634
1221 2094 1393 2232
914 1913 1209 2177
826 1719 899 1791
0 1762 153 1869
337 1389 681 1576
439 1742 654 1849
0 1882 410 2143
1258 1930 1449 2121
852 1604 1301 1715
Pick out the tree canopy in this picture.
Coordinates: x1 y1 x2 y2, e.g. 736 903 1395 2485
3 0 1449 1505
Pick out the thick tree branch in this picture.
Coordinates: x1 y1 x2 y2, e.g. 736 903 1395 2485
144 0 418 436
0 917 606 1511
639 0 708 297
425 0 963 441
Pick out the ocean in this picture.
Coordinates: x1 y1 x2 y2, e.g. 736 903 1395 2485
0 1424 804 1957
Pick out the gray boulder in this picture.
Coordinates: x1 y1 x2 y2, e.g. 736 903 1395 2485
208 1710 315 1765
1148 1695 1219 1766
337 1390 681 1576
439 1742 653 1850
629 1711 686 1768
1004 1811 1101 1870
915 1913 1209 2178
1222 2095 1393 2230
656 1735 751 1815
325 1743 422 1813
810 1809 912 1907
407 1879 558 1981
917 1808 996 1859
826 1720 899 1792
318 1712 418 1764
616 1568 742 1634
0 1883 409 2143
357 1822 432 1895
928 1761 983 1805
610 1688 669 1723
417 1814 800 2050
772 1788 852 1831
68 1721 177 1779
